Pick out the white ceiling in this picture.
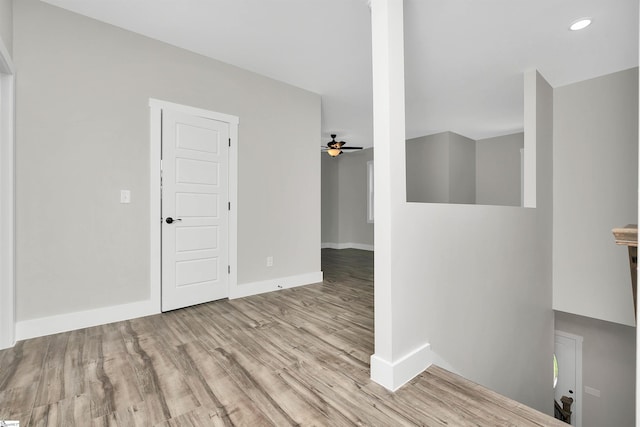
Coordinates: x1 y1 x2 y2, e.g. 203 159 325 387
42 0 638 147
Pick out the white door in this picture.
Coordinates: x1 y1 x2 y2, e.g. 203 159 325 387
555 331 583 427
161 109 229 311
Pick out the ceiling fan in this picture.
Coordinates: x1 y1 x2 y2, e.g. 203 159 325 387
323 134 363 157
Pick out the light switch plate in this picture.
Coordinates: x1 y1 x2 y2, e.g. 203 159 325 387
120 190 131 204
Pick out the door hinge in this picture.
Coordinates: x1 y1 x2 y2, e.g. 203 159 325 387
228 138 231 147
228 202 231 211
228 265 230 274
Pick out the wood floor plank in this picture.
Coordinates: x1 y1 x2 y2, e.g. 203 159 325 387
424 366 566 427
0 337 49 392
121 329 200 424
33 333 70 407
90 402 149 427
170 342 236 425
279 364 415 426
0 248 564 426
62 329 87 399
30 394 92 427
201 345 298 426
153 406 233 427
87 351 144 419
212 342 352 426
0 383 38 424
168 340 277 426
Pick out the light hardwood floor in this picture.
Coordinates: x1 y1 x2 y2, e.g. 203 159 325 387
0 249 564 426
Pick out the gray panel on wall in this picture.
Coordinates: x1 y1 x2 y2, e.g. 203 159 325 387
397 128 521 212
476 133 524 207
321 154 340 244
406 132 449 203
448 132 475 204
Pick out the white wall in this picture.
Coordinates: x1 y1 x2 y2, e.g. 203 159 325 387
553 68 638 327
321 148 374 249
14 0 321 323
371 0 555 409
555 311 636 427
476 132 523 207
388 71 554 412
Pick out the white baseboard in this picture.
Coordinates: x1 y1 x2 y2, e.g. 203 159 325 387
321 242 374 251
230 271 323 299
16 298 160 341
370 342 432 391
15 271 324 342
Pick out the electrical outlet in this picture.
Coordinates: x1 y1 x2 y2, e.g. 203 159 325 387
266 256 273 267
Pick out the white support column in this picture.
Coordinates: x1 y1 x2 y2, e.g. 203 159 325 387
369 0 409 390
636 4 640 424
0 35 15 350
523 70 537 208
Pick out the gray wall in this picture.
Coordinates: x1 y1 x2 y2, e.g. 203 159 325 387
407 131 530 206
555 311 636 427
0 0 12 55
14 0 321 320
321 148 374 248
476 133 523 207
406 132 449 203
321 154 339 244
553 68 638 327
337 148 374 247
449 132 475 204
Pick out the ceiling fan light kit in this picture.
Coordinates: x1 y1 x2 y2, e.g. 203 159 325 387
324 134 363 157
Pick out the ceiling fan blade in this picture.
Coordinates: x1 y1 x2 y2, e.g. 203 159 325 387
340 146 363 150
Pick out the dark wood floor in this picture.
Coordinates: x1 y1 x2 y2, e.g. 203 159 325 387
0 249 564 426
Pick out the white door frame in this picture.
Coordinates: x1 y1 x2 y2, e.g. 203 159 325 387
149 99 238 310
0 37 15 350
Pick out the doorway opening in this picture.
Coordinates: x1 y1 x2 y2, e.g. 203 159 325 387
554 330 583 426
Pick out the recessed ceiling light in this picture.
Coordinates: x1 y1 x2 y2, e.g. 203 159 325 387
570 18 592 31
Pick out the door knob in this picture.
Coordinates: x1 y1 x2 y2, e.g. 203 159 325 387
165 217 182 224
